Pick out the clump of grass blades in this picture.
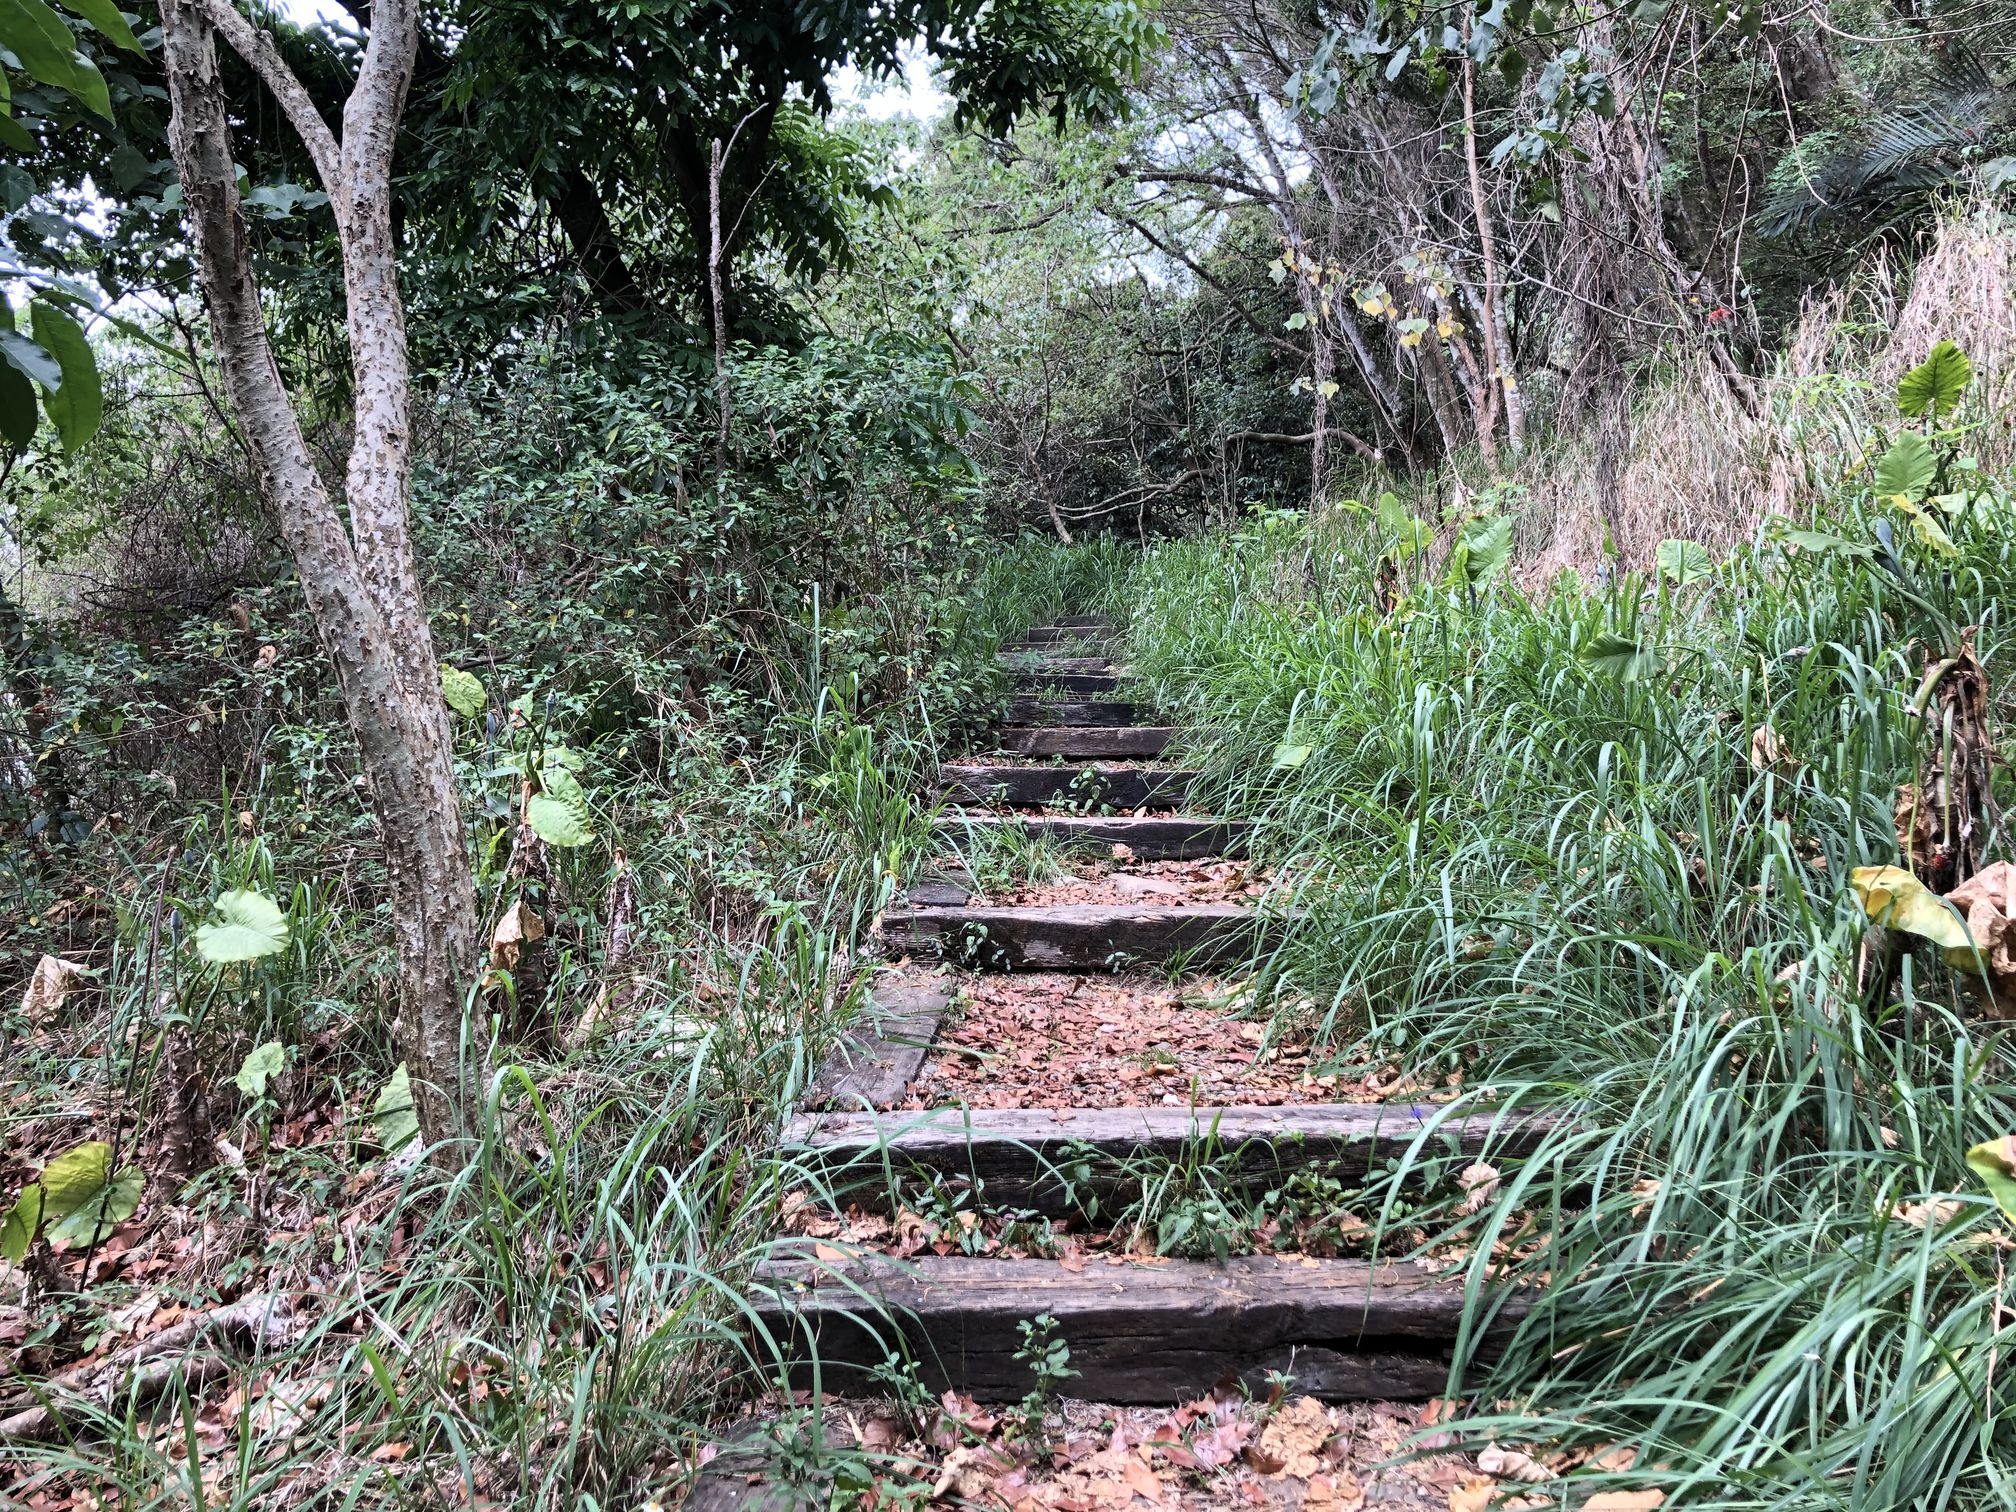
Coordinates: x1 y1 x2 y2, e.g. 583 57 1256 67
1095 499 2016 1506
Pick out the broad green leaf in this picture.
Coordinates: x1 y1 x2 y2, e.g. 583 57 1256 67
0 0 112 116
440 664 486 719
1580 632 1656 681
372 1064 420 1152
234 1040 286 1099
1847 865 1970 951
31 302 100 453
1874 433 1936 501
0 1185 43 1263
37 1140 142 1248
1904 503 1958 559
0 344 35 451
540 765 587 806
195 889 290 963
1272 743 1313 770
0 328 61 390
1655 538 1713 586
1897 340 1972 421
1458 514 1513 587
54 0 141 51
526 792 593 846
1965 1135 2016 1220
1777 528 1873 559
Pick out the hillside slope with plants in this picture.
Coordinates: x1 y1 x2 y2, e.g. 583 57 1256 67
0 0 2013 1507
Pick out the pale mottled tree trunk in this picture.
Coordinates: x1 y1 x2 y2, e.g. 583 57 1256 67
160 0 484 1150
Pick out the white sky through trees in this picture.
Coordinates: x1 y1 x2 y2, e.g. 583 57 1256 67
275 1 948 121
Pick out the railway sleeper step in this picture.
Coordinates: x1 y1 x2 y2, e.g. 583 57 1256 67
880 902 1280 971
997 653 1116 675
939 764 1194 809
1012 671 1128 695
935 813 1249 860
993 726 1175 759
749 1251 1514 1403
784 1103 1552 1217
1003 697 1146 727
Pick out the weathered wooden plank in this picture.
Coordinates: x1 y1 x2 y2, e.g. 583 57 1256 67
881 902 1275 971
1052 615 1113 630
997 654 1115 675
935 814 1251 860
806 979 954 1111
1013 624 1113 645
1011 671 1127 695
939 765 1195 809
994 726 1175 759
751 1252 1503 1402
786 1103 1553 1216
1004 698 1145 728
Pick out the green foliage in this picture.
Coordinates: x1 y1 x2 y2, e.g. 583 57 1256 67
439 665 486 720
1875 432 1938 498
1104 484 2016 1505
233 1040 287 1100
372 1065 420 1154
3 1140 143 1256
1966 1137 2016 1221
193 889 290 964
1898 340 1974 421
1655 538 1713 586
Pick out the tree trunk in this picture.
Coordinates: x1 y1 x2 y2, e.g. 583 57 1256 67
160 0 484 1152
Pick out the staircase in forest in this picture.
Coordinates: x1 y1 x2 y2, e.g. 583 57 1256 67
727 616 1538 1454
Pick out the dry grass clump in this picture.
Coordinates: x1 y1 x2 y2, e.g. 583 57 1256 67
1513 195 2016 577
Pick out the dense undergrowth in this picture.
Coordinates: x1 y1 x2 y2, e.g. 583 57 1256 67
1062 414 2016 1503
0 336 1099 1508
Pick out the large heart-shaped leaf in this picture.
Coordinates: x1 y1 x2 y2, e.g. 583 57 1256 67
0 1185 43 1263
1458 514 1514 587
373 1064 421 1153
1874 434 1936 501
195 889 290 963
1847 865 1970 950
1966 1135 2016 1220
526 793 593 846
36 1140 143 1248
234 1040 287 1099
1580 632 1657 682
1897 340 1972 421
1655 538 1713 586
440 665 486 720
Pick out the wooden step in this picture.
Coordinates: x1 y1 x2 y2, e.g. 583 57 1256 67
1011 626 1115 648
940 764 1194 809
1011 670 1126 695
995 726 1174 759
1052 615 1112 630
1004 697 1144 727
804 978 953 1111
787 1103 1547 1215
936 814 1250 860
997 654 1114 675
751 1251 1505 1402
881 902 1275 971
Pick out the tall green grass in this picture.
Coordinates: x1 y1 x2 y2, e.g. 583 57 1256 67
1107 502 2016 1507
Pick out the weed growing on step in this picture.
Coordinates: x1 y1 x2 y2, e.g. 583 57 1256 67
1011 1314 1078 1446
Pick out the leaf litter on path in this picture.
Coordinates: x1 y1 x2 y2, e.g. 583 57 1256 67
905 972 1396 1111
